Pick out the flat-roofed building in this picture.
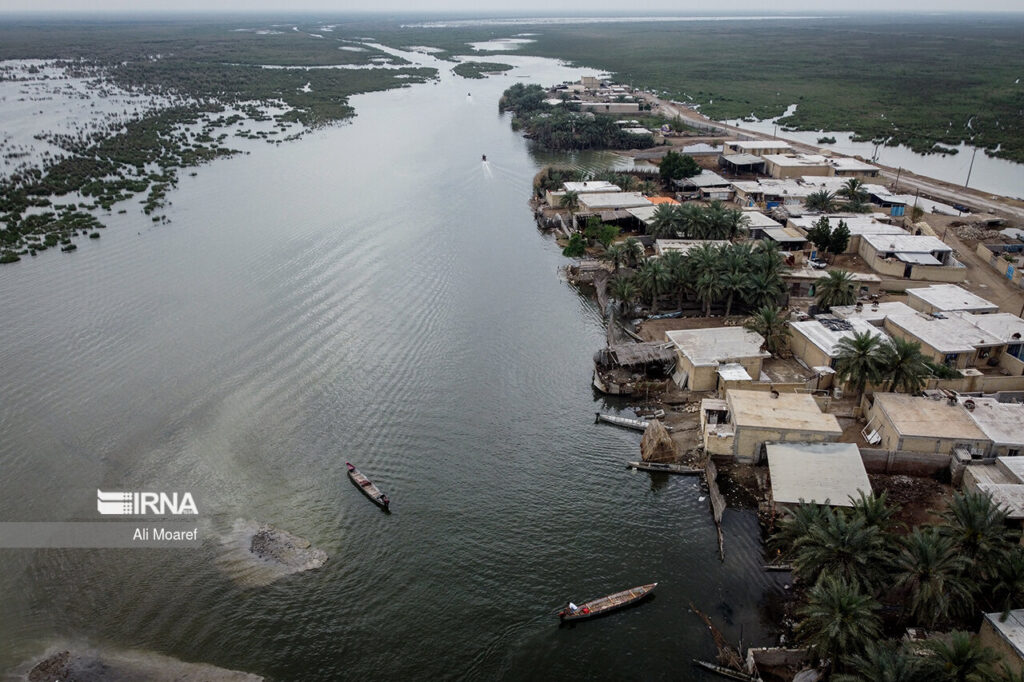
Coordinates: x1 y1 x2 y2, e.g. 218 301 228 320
957 397 1024 458
723 140 793 156
789 315 890 371
740 210 782 239
673 170 732 201
546 180 622 206
907 284 999 315
784 268 881 299
665 327 770 392
719 153 766 175
767 442 871 511
859 233 965 282
864 393 990 456
577 101 639 114
828 157 881 178
577 191 651 212
788 214 905 254
830 301 918 327
763 153 832 179
732 179 815 210
883 312 1004 369
702 389 843 463
979 610 1024 675
654 239 729 257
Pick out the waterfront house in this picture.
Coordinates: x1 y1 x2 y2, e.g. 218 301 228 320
701 389 843 463
766 442 871 512
665 327 770 392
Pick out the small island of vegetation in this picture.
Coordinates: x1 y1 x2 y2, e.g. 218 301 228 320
452 61 513 79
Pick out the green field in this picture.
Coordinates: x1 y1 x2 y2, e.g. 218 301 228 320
373 14 1024 162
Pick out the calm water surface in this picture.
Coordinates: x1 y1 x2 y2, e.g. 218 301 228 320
0 49 783 680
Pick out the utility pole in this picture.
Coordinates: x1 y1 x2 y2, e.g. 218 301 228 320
773 124 778 140
964 147 978 190
894 166 902 193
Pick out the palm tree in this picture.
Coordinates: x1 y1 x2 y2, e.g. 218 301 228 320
744 305 787 355
797 575 882 666
721 266 752 317
848 491 900 536
746 270 785 310
879 338 932 393
769 500 830 561
648 203 681 239
609 276 638 316
833 641 925 682
792 508 892 593
990 546 1024 620
837 178 868 204
634 258 670 313
833 331 884 405
639 179 659 196
722 208 751 239
623 237 644 267
559 190 580 231
601 243 628 274
694 271 724 316
920 632 998 682
894 528 974 628
805 189 838 213
940 490 1016 575
659 250 689 311
816 269 858 310
677 202 707 239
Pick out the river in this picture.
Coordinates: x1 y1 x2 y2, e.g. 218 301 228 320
0 47 783 680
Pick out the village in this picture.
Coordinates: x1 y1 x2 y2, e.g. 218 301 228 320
523 75 1024 680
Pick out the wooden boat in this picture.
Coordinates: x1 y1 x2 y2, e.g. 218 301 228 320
627 461 701 475
558 583 656 621
595 412 674 433
346 462 390 510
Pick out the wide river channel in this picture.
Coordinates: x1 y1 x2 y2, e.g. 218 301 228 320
0 48 784 680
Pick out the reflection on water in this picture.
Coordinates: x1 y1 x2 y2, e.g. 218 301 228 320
0 47 781 680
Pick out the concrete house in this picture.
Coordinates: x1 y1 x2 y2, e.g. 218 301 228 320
979 610 1024 675
830 301 918 327
863 393 990 456
883 312 1006 370
828 157 881 178
957 397 1024 458
783 268 881 299
762 153 833 180
665 327 770 392
723 140 793 156
788 315 890 371
858 234 966 282
731 179 815 211
701 389 843 463
907 284 999 315
766 442 871 512
787 215 905 255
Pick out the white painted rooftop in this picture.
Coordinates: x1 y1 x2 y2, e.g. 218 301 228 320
563 181 621 194
578 192 651 210
862 233 952 254
678 169 730 188
958 398 1024 448
830 301 918 325
790 315 888 358
907 284 998 314
789 215 905 238
885 313 1004 353
983 611 1024 659
829 157 879 172
725 140 792 152
717 363 753 382
654 239 729 256
767 442 870 507
763 153 830 168
731 179 817 198
665 327 770 367
740 210 782 229
961 312 1024 342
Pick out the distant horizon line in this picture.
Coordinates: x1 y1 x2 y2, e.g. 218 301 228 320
1 9 1023 17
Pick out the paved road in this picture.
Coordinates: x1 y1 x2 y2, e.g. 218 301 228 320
650 97 1024 222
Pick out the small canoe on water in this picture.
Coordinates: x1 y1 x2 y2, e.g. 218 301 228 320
558 583 657 621
346 462 390 510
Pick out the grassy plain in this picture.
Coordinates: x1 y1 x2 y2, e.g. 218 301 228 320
374 14 1024 162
